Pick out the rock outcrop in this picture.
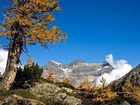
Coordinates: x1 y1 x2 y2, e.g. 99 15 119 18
30 82 82 105
0 94 45 105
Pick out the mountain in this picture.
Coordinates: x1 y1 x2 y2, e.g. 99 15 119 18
110 64 140 105
43 59 113 86
111 64 140 91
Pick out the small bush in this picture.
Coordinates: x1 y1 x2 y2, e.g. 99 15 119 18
60 77 75 89
79 77 96 91
121 80 140 104
78 78 116 104
63 77 71 84
92 86 117 104
12 63 43 89
46 69 57 82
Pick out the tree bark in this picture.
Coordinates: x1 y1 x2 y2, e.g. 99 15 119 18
0 34 23 91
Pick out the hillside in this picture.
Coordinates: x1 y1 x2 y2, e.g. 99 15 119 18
111 64 140 91
0 64 140 105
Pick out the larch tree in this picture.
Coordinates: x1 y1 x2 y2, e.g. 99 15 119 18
0 0 66 91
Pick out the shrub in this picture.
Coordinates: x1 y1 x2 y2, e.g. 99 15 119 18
79 82 94 91
12 63 43 89
122 80 140 104
60 77 75 89
24 63 43 80
93 78 116 104
78 78 116 104
63 77 71 84
79 77 96 91
92 86 117 104
46 69 57 82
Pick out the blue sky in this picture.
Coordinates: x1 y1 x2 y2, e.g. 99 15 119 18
0 0 140 67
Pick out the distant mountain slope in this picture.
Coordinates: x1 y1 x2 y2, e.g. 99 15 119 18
110 64 140 105
43 59 113 86
111 64 140 91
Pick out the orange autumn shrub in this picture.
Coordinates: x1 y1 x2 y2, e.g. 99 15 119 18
47 69 57 82
122 80 140 104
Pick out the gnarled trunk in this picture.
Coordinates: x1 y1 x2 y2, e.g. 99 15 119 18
0 34 23 91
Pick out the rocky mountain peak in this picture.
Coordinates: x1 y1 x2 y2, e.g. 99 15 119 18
101 61 112 68
48 60 62 66
69 59 86 66
43 59 113 86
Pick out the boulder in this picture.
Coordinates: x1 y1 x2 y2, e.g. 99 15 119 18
0 94 45 105
30 82 82 105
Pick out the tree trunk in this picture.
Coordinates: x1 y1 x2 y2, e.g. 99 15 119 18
0 34 23 91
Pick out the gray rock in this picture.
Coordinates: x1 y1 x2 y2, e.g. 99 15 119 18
30 82 82 105
0 94 45 105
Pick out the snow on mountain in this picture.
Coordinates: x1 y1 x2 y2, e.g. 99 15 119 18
43 54 132 86
43 59 113 86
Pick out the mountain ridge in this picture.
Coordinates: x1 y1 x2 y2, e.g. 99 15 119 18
43 59 114 86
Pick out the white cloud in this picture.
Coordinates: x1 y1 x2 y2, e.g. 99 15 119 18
96 54 132 85
0 49 8 75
